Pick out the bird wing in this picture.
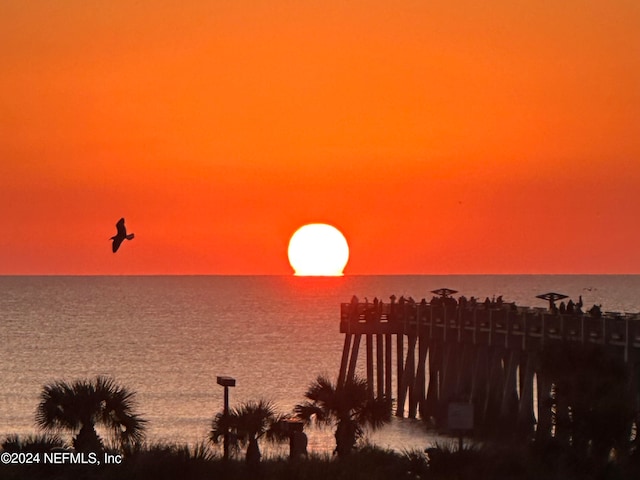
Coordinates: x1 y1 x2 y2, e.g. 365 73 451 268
115 218 127 237
112 236 124 253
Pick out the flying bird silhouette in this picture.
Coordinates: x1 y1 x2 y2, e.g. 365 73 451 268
111 218 135 253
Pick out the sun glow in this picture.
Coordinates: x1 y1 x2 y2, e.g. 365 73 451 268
287 224 350 276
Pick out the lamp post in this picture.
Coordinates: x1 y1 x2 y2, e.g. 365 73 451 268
217 376 236 461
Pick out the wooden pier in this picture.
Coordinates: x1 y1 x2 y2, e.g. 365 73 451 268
338 291 640 437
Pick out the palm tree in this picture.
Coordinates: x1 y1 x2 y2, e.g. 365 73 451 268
35 376 146 452
295 375 392 457
210 399 290 464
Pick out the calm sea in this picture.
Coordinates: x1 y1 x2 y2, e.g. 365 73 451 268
1 275 639 454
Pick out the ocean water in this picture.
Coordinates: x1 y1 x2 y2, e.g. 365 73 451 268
1 275 639 454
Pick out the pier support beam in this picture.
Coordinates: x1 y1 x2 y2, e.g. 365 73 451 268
441 343 461 406
376 334 384 398
415 335 429 418
338 334 352 387
517 352 536 436
385 334 393 399
471 346 489 427
366 334 374 397
483 348 505 426
500 350 520 424
425 342 442 421
395 334 404 416
399 335 417 417
455 343 474 400
536 371 553 441
346 334 361 384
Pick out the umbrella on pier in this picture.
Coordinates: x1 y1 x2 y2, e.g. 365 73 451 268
431 288 458 298
536 292 568 311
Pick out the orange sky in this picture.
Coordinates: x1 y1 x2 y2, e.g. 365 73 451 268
1 1 639 274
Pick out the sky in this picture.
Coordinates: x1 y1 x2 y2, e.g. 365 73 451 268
1 1 639 275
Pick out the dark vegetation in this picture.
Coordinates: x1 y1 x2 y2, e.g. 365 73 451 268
2 440 640 480
2 344 640 479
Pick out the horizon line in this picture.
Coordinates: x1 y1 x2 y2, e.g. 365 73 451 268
0 273 639 277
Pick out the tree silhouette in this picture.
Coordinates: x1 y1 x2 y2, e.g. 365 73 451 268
295 376 392 457
210 399 289 464
35 376 146 452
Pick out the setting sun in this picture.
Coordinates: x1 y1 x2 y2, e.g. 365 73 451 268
287 224 349 276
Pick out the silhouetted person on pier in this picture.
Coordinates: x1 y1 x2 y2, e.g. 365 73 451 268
364 297 375 323
110 218 134 253
576 295 584 313
559 301 566 314
458 296 467 309
388 295 397 322
350 295 359 315
589 304 602 318
373 297 381 322
567 299 575 314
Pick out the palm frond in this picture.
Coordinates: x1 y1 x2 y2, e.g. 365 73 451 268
210 412 234 444
303 376 337 406
231 399 277 438
36 380 82 431
355 395 393 431
263 412 293 443
294 402 331 427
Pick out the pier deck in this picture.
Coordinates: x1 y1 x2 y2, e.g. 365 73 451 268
340 302 640 356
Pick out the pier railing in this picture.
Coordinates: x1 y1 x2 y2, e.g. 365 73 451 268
340 302 640 359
